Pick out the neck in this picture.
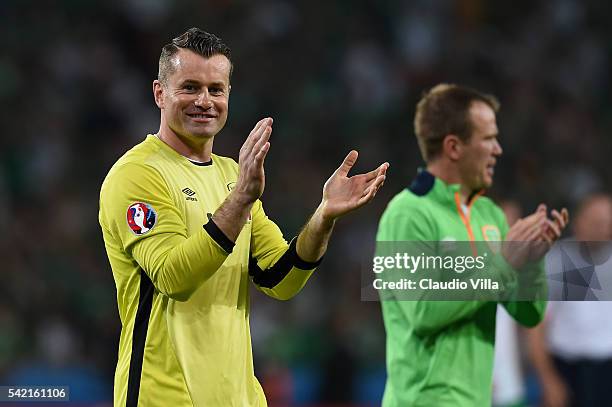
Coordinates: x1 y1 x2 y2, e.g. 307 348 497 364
426 160 473 204
157 123 213 162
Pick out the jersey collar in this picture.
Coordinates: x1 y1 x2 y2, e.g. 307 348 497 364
408 168 484 206
148 134 214 168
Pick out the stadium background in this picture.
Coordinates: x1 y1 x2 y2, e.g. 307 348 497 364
1 0 611 405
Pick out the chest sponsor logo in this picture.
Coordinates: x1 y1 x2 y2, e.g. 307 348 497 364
182 187 198 201
482 225 501 253
127 202 157 235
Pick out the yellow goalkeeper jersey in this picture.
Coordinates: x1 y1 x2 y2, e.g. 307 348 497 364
99 135 319 407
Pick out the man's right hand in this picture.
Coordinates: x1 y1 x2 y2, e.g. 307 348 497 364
233 117 273 204
502 204 569 269
210 118 273 243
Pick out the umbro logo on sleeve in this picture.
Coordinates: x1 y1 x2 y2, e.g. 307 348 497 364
182 188 198 201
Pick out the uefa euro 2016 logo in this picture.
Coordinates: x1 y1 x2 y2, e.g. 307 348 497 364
127 202 157 235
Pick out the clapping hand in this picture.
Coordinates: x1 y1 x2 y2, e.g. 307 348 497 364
503 204 569 269
234 118 273 203
319 150 389 221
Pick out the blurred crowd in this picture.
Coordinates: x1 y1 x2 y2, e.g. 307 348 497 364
1 0 611 405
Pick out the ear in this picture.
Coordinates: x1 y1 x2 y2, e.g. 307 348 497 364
153 80 164 109
441 134 463 161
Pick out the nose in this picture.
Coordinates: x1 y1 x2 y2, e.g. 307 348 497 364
195 89 213 109
493 139 503 156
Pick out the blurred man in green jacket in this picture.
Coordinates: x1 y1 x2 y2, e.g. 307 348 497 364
377 84 568 406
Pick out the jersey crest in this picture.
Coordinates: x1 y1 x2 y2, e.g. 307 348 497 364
482 224 501 253
127 202 157 235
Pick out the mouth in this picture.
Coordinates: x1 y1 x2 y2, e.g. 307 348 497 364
486 163 495 176
187 113 217 123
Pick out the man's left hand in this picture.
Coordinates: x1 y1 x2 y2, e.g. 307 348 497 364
319 150 389 221
529 206 570 261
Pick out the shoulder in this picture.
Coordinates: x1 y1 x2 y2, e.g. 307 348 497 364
114 135 165 168
378 189 437 240
102 136 163 181
382 189 435 221
102 161 164 191
100 140 169 205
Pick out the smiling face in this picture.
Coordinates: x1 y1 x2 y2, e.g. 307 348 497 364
457 101 502 190
154 49 231 143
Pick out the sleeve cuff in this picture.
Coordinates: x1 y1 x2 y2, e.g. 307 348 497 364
288 237 324 270
203 214 235 254
248 237 323 288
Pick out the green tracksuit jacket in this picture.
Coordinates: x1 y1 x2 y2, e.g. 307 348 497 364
377 170 546 407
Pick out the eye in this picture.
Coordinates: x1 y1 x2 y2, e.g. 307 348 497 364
183 84 196 92
209 87 224 95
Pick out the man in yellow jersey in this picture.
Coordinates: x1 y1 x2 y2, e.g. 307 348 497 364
98 28 388 407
